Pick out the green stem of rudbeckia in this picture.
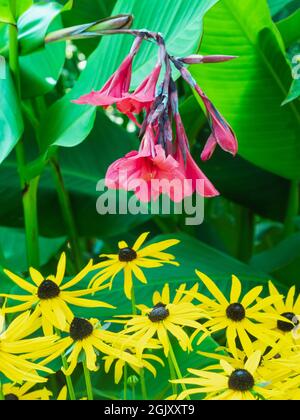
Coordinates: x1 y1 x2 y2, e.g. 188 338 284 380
167 353 177 395
83 359 94 401
8 0 40 268
140 368 148 400
50 157 84 272
55 329 76 401
284 180 299 237
168 339 190 400
0 380 4 400
123 364 128 400
131 285 137 315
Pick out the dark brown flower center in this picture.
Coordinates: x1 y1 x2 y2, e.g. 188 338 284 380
148 303 169 322
228 369 255 391
277 312 298 332
5 393 19 400
70 317 93 341
226 303 246 322
37 280 60 300
119 247 137 262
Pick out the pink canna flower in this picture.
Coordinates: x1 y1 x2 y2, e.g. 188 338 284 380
176 65 238 161
117 63 162 117
73 37 143 108
195 85 238 160
174 114 219 198
106 126 189 203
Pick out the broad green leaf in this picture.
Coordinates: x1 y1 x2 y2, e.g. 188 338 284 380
268 0 299 17
0 226 66 272
62 0 116 55
19 18 65 98
0 0 14 24
181 95 291 222
0 112 149 237
190 0 300 180
284 78 300 104
0 65 24 164
18 0 72 54
38 0 219 151
277 8 300 47
15 0 33 18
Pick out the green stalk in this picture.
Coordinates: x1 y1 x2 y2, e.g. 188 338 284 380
131 285 137 315
123 364 128 400
55 329 76 401
284 180 299 237
8 0 40 268
50 158 83 271
139 368 148 400
167 353 177 395
168 339 190 399
83 360 94 401
236 206 255 263
0 380 4 400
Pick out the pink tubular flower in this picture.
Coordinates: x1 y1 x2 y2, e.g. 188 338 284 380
117 63 162 116
174 115 219 198
73 37 143 107
105 127 189 203
177 66 238 161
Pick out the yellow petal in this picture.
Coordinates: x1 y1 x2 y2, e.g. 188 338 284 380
133 232 150 251
55 252 67 286
230 275 242 303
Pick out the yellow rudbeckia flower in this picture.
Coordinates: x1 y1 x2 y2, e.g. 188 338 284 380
2 382 52 400
172 351 281 400
190 272 285 357
38 317 143 376
90 232 180 299
1 252 114 335
265 281 300 341
0 310 56 383
110 283 207 356
103 342 164 384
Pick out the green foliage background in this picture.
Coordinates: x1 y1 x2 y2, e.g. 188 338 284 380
0 0 299 399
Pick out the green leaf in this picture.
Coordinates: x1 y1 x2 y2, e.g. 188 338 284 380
0 113 149 237
18 0 72 54
62 0 117 55
268 0 298 17
0 0 14 24
15 0 33 18
0 226 66 272
180 95 291 222
190 0 300 180
277 8 300 47
0 65 24 165
38 0 219 151
19 18 66 98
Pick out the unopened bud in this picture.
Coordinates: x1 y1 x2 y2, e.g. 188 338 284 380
179 54 238 64
127 375 139 386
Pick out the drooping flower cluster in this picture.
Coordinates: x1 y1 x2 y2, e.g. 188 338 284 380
1 234 300 401
74 31 238 203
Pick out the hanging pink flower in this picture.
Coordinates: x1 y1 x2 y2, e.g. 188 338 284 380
73 37 143 108
117 63 162 116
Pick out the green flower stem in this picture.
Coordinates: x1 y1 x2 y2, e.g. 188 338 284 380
0 380 4 400
50 157 84 272
284 180 299 237
131 382 136 400
140 368 148 400
131 285 137 315
123 364 128 400
83 360 94 401
55 329 76 401
8 0 40 268
167 353 177 395
168 339 190 399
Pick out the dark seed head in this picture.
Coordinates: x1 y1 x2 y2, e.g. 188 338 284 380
226 303 246 322
148 303 170 322
277 312 298 332
37 280 60 300
70 317 94 341
228 369 255 392
5 394 19 400
119 247 137 262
